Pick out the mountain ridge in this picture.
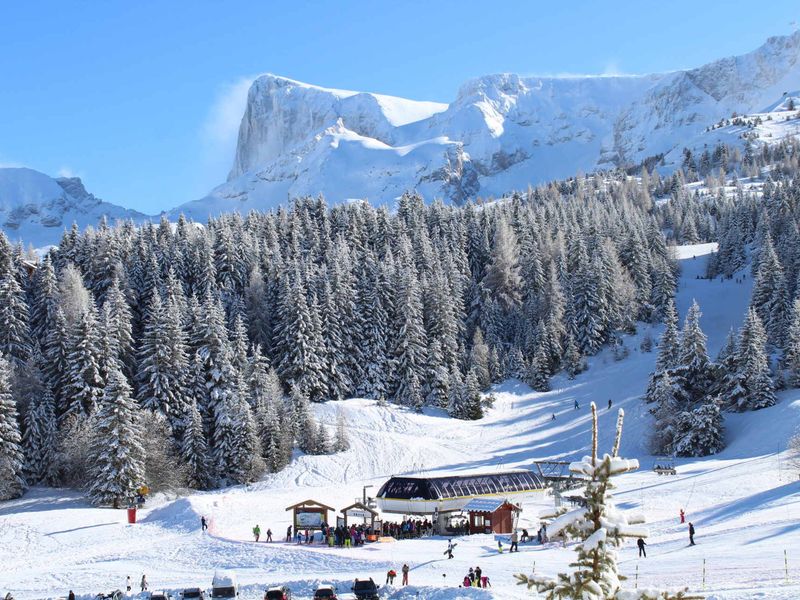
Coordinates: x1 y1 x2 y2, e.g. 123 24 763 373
175 31 800 220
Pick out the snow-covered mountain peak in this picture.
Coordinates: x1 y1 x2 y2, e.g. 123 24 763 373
0 167 147 247
202 32 799 218
228 73 448 180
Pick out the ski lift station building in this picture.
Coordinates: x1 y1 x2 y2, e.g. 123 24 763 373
375 470 546 515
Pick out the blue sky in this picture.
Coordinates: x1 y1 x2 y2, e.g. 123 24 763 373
0 1 797 214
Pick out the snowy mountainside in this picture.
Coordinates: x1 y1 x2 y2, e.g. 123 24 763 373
0 167 148 247
662 93 800 168
179 32 800 219
2 244 800 599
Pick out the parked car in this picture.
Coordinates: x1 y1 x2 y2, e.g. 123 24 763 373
150 592 170 600
211 571 239 598
180 589 205 600
264 587 292 600
312 585 337 600
351 579 380 600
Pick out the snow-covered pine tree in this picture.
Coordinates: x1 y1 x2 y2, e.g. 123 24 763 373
463 368 484 420
673 398 725 457
391 255 428 410
63 302 104 421
672 300 711 405
333 408 350 452
181 398 211 489
515 404 701 600
424 338 449 404
650 370 680 455
0 273 32 369
564 333 586 380
784 298 800 387
136 290 190 432
469 328 491 390
527 343 551 392
750 233 788 345
728 308 776 411
482 216 523 313
0 353 26 499
87 364 145 507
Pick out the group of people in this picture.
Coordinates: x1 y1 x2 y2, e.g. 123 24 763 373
385 564 410 586
381 518 433 539
462 566 490 588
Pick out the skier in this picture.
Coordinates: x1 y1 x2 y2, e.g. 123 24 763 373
510 530 519 552
608 399 612 410
475 566 482 587
126 575 132 591
201 516 208 531
689 522 696 546
481 576 491 588
679 508 685 524
542 523 548 543
551 413 556 421
574 400 579 410
497 539 504 553
386 569 396 585
68 592 75 600
402 563 410 585
444 540 456 559
253 524 261 542
462 576 471 587
140 574 148 592
286 525 292 542
520 528 529 543
266 528 273 542
637 537 647 557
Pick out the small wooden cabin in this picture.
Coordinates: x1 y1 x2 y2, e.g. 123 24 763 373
464 498 521 534
285 499 335 530
340 501 379 529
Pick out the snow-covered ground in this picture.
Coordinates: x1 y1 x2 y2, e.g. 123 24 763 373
2 244 799 599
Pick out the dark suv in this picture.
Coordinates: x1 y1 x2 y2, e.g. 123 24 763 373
351 579 380 600
264 587 291 600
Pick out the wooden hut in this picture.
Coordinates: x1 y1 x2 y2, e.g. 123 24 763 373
340 501 379 529
464 498 521 534
285 499 335 530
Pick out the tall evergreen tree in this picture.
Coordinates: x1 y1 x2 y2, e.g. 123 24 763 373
0 354 26 499
87 365 145 507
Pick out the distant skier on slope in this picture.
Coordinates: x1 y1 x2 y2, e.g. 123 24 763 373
637 537 647 557
253 524 261 542
689 522 696 546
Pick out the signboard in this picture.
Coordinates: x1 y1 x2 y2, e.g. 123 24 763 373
295 511 323 528
346 509 368 519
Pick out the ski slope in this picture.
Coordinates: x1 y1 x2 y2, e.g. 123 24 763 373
1 244 799 599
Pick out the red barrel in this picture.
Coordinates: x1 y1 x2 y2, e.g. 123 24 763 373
127 507 137 524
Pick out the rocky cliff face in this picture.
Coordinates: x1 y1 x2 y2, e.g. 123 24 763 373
185 31 800 218
0 168 147 247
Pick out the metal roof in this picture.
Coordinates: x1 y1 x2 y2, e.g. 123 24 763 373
463 498 507 512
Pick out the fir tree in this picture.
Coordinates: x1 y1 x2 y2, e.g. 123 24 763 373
63 303 104 421
784 298 800 387
181 399 211 489
516 404 700 600
674 398 725 457
728 309 776 411
0 354 26 499
87 365 146 507
0 274 31 369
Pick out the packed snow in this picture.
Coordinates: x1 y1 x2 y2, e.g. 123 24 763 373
2 245 799 599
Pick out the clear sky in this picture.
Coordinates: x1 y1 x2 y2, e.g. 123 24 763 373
0 0 797 214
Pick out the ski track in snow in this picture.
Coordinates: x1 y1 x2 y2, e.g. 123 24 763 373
1 244 800 599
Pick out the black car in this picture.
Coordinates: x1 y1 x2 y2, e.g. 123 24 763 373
351 579 380 600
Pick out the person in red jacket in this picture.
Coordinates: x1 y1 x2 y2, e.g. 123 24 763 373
680 508 685 524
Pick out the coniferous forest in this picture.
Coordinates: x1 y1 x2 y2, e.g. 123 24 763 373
1 138 799 506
